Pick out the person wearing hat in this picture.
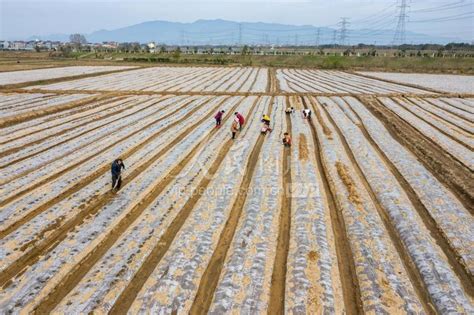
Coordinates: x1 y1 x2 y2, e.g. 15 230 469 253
261 114 271 126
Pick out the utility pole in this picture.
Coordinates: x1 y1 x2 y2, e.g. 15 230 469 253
393 0 409 45
338 17 350 46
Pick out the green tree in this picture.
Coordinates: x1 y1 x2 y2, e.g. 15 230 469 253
173 47 181 61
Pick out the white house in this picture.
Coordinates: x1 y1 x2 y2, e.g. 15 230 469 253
147 42 157 53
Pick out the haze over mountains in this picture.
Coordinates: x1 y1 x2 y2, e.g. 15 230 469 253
31 19 462 45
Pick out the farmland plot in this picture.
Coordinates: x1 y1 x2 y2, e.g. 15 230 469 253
0 66 136 86
276 69 430 94
357 71 474 94
0 65 473 314
28 66 269 93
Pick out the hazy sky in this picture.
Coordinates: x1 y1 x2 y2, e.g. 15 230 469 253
1 0 473 40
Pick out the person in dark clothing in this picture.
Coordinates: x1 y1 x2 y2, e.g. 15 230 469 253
215 110 225 128
111 158 125 191
282 132 292 147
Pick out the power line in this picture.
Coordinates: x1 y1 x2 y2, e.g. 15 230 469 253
351 2 398 25
411 0 471 13
410 11 474 23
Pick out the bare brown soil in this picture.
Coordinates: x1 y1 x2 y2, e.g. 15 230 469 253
298 133 309 161
268 107 292 314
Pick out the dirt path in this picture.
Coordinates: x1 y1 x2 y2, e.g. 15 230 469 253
268 98 292 314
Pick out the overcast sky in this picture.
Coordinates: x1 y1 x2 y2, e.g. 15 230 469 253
1 0 473 41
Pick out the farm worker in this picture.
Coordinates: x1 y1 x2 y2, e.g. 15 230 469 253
231 119 239 139
215 110 225 128
282 132 292 147
303 108 312 119
261 114 271 126
111 158 125 191
285 107 295 114
235 112 245 131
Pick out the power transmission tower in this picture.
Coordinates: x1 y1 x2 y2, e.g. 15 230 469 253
295 34 299 46
315 28 320 47
333 30 337 48
338 17 350 46
393 0 409 45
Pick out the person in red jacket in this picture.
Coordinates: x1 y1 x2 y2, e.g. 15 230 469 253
235 112 245 131
215 110 225 128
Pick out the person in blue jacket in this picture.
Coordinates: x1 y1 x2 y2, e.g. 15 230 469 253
111 158 125 191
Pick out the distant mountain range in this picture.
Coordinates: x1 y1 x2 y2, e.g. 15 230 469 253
30 19 462 45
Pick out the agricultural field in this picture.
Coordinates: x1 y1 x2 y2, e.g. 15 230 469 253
275 69 430 94
0 65 473 314
28 66 269 93
0 66 136 86
357 71 474 94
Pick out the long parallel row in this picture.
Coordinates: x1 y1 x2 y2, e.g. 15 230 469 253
378 97 474 171
28 67 269 93
0 66 136 86
276 69 429 95
51 96 257 313
127 97 269 313
0 96 221 269
0 95 243 312
317 96 473 313
0 93 92 122
308 97 425 313
0 65 473 313
285 97 344 314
